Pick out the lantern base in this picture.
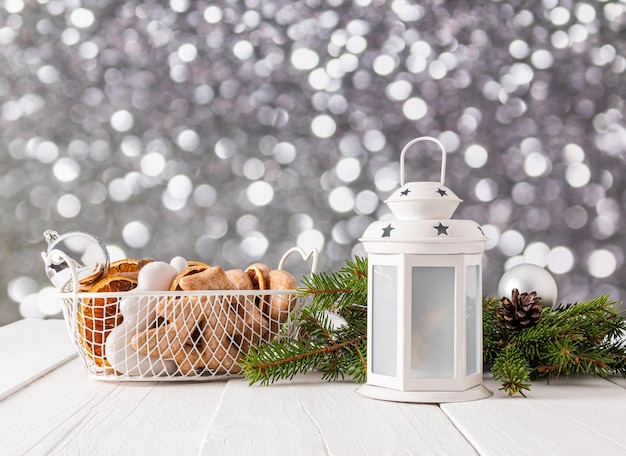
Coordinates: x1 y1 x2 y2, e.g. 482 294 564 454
356 383 492 403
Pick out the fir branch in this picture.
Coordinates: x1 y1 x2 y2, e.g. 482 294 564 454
485 293 626 395
491 346 532 397
242 333 367 385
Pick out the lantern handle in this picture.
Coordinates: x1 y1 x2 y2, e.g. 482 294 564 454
399 136 447 186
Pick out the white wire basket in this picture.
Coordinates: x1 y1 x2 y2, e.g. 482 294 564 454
51 248 318 381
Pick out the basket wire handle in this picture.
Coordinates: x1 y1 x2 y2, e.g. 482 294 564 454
278 247 319 274
399 136 447 187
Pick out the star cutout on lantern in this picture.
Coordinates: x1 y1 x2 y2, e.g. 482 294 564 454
436 188 447 197
400 188 411 196
434 222 449 236
381 224 395 238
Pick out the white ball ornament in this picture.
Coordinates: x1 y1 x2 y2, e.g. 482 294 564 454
498 264 558 309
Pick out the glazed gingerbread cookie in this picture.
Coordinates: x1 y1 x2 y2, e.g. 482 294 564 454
176 300 245 375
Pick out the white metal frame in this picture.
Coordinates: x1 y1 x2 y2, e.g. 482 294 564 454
360 252 491 403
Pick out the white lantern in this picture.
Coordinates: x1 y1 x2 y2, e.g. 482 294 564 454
357 137 492 403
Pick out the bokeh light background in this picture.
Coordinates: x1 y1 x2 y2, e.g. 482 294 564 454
1 0 625 324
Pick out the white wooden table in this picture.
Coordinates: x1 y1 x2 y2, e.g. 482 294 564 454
3 319 626 456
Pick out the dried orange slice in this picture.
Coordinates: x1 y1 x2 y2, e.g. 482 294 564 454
169 263 210 291
78 275 138 367
108 258 139 275
245 263 271 290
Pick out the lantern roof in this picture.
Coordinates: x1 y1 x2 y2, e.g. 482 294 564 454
385 181 462 220
360 136 487 255
360 219 487 254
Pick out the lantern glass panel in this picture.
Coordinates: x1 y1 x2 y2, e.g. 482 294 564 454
371 264 398 376
466 265 480 376
411 266 455 378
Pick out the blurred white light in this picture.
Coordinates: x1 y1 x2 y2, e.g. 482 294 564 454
531 49 554 69
162 192 187 211
140 152 166 177
524 152 551 177
53 157 80 182
8 276 38 303
550 6 571 26
215 138 237 159
273 142 297 164
482 224 500 250
475 178 498 202
428 60 447 79
203 215 228 239
373 54 396 76
363 130 386 152
177 43 197 62
355 190 379 215
402 97 428 120
57 194 81 218
70 8 95 28
328 186 355 212
243 158 265 180
297 229 326 253
523 242 550 266
107 245 127 262
123 221 151 249
37 65 59 84
121 136 142 157
291 48 319 70
35 140 59 163
240 231 269 259
309 68 331 90
167 174 193 199
575 3 596 23
204 5 223 23
464 144 488 168
563 143 585 163
233 40 254 60
336 157 361 182
79 41 99 59
587 249 616 278
499 230 525 256
346 35 367 54
374 166 399 192
246 181 274 206
176 129 199 152
548 246 575 274
110 110 134 132
61 28 81 46
4 0 24 13
108 177 131 202
311 115 336 138
386 80 412 101
565 163 591 187
193 184 217 207
509 40 530 59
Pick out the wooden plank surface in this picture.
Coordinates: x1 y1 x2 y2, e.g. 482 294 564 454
4 319 626 455
442 375 626 456
0 319 76 401
200 373 478 456
0 359 227 455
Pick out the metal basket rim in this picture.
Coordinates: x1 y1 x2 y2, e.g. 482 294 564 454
59 289 305 299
